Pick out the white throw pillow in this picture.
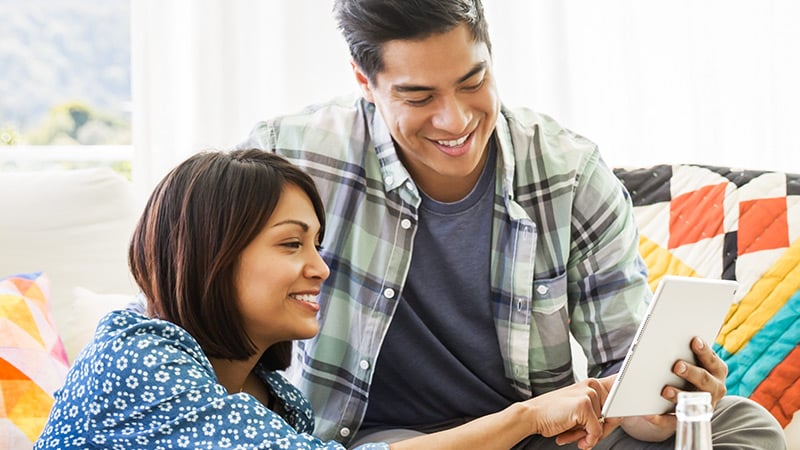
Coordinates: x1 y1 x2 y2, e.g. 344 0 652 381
63 287 136 362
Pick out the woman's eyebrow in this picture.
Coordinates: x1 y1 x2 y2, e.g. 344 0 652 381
271 219 309 232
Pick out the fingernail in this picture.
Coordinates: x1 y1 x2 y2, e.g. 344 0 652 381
696 338 705 349
677 362 687 374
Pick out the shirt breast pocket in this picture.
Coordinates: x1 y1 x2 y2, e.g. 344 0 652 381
531 271 568 315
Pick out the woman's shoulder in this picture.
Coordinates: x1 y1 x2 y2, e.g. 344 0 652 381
81 309 212 373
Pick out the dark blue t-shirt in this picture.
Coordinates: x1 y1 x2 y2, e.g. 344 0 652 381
361 144 519 431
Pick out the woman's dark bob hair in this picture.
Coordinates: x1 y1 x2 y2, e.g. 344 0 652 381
128 149 326 370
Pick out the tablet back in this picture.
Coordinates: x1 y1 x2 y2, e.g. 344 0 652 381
601 276 738 418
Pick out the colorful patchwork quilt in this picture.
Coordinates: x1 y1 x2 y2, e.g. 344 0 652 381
613 164 800 427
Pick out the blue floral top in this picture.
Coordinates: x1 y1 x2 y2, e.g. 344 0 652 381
35 310 388 450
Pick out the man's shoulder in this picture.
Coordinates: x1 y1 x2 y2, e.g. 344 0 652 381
270 92 368 130
245 93 374 159
500 105 599 165
502 105 596 149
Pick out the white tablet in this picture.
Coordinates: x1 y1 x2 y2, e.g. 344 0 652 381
600 275 738 419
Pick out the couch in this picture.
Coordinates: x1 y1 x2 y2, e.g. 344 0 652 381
0 168 140 448
0 164 797 449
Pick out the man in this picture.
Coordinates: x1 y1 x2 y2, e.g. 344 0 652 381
243 1 786 448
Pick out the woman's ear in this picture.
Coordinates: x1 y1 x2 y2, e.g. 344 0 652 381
351 60 375 103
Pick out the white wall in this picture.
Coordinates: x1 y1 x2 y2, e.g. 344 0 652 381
132 1 800 192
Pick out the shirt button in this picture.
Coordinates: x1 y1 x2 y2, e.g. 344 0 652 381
359 360 370 370
385 176 394 185
536 285 549 296
400 218 412 229
384 288 395 299
340 427 351 437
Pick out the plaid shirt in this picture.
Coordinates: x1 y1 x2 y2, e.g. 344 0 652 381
243 94 649 444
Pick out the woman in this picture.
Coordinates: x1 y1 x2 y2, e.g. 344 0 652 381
36 149 617 450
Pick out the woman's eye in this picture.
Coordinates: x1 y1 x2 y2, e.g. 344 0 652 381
282 242 302 249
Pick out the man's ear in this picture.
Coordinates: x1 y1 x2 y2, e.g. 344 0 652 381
351 61 375 103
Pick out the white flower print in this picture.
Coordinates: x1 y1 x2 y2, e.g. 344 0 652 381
125 375 139 389
143 353 157 367
33 311 365 450
154 370 170 382
229 411 242 424
177 435 190 447
202 423 216 436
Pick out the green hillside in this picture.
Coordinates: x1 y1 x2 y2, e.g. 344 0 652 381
0 0 130 144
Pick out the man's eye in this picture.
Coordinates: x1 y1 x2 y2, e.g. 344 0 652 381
406 96 433 106
462 79 485 92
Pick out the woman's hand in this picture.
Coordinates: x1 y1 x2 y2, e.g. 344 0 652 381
525 376 620 449
390 375 618 450
390 375 621 450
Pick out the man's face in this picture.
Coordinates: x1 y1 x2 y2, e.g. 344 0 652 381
354 23 500 202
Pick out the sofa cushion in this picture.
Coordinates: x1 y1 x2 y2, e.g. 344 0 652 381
0 168 141 361
0 272 69 449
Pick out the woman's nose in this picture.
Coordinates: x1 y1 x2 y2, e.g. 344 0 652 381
306 248 330 281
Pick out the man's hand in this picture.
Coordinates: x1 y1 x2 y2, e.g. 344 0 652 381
620 336 727 442
663 336 727 407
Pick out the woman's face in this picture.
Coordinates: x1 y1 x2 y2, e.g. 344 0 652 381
235 183 329 351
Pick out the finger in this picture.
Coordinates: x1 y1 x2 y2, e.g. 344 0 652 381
671 359 726 403
580 411 604 447
555 427 587 445
597 374 617 394
585 378 605 414
692 337 728 379
602 416 623 430
661 384 682 405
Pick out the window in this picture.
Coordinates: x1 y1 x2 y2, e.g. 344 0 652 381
0 0 131 177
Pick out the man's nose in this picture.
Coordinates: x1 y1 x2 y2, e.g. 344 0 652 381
431 95 469 134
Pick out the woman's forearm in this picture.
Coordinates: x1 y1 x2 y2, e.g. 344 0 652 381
389 402 534 450
387 377 612 450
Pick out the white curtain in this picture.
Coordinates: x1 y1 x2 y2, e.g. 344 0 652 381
132 0 800 194
131 0 354 193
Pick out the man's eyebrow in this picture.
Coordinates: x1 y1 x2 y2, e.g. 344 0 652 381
272 219 309 232
457 61 487 84
392 61 487 93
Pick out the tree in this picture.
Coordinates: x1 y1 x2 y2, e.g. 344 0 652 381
26 101 130 145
